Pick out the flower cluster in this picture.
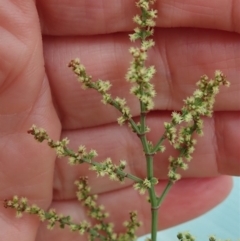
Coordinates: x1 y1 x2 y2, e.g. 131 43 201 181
68 58 112 104
68 145 98 165
4 196 29 218
163 71 230 183
164 71 229 145
89 158 127 182
68 58 93 89
114 97 132 126
27 125 49 142
68 59 134 127
119 212 142 241
182 70 230 118
133 177 158 195
75 177 116 240
129 0 157 42
168 156 188 171
164 121 196 181
126 0 157 112
127 56 156 111
75 178 109 220
177 232 195 241
28 125 141 184
28 125 97 160
168 156 189 182
5 182 141 241
4 196 92 234
75 178 142 241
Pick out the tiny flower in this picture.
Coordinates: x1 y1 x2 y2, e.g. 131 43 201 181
117 116 126 126
101 93 112 104
168 170 181 182
88 149 98 158
171 111 183 124
183 112 193 122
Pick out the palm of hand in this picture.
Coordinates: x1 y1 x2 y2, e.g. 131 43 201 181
0 1 239 240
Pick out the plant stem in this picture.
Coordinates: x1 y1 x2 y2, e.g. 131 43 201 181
139 102 159 241
151 207 159 241
139 114 173 240
152 133 166 153
157 181 173 207
149 181 173 241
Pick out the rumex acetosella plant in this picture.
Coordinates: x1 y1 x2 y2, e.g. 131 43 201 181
4 1 231 241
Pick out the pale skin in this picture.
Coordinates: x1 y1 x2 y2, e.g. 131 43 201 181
0 0 240 240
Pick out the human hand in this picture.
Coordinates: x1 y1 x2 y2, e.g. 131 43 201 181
0 1 239 240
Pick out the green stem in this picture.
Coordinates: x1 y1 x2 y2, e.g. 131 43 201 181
139 101 159 241
128 118 140 134
149 181 173 241
122 172 143 183
156 181 173 207
152 133 166 153
151 207 159 241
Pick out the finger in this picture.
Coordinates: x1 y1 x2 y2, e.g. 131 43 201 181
36 0 240 35
35 176 232 241
0 0 59 240
215 112 240 176
42 28 240 129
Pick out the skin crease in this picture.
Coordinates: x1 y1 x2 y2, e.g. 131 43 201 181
0 0 239 240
